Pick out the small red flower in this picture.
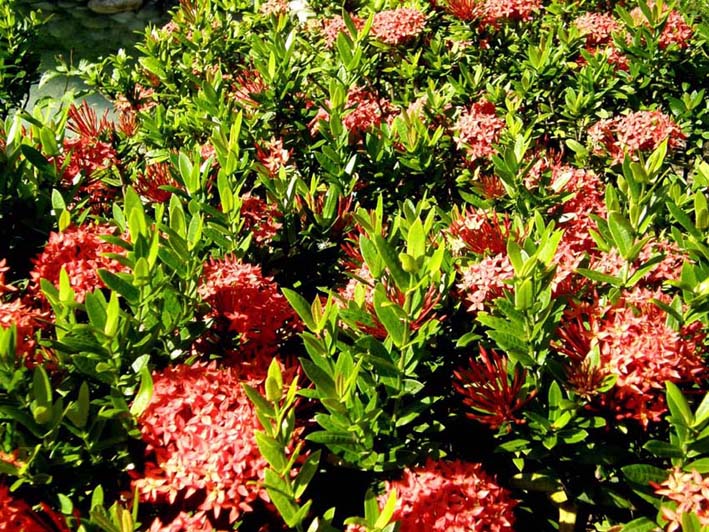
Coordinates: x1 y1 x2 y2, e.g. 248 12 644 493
240 194 283 244
453 100 505 162
652 468 709 532
320 14 364 48
29 224 128 304
454 347 536 429
588 110 685 163
366 459 517 531
371 8 426 46
447 207 511 256
134 163 182 203
198 256 299 358
134 362 269 525
0 484 69 532
574 12 621 45
456 253 514 312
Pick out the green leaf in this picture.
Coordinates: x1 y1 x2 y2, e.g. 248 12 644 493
642 440 683 458
104 291 120 337
129 367 153 417
66 382 90 429
255 432 287 471
282 288 316 331
406 219 425 259
374 235 410 291
84 291 107 331
243 384 276 418
373 285 406 347
685 458 709 474
98 270 139 304
300 359 337 398
621 464 667 486
374 489 397 529
33 366 52 407
608 212 635 260
294 450 321 499
666 381 694 427
694 391 709 427
265 359 283 403
305 430 357 445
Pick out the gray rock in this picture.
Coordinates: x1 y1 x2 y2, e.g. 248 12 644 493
87 0 142 15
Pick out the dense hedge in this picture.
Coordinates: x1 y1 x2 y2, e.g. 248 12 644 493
1 0 709 530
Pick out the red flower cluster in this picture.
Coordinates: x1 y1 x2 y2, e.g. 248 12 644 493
652 468 709 531
454 347 535 430
198 255 299 357
343 86 394 138
371 8 426 45
588 110 685 163
260 0 288 16
29 224 127 304
230 69 267 107
447 207 510 256
240 194 283 244
482 0 541 26
556 290 706 426
630 5 693 49
574 12 620 46
441 0 540 26
134 163 181 203
134 362 268 526
457 254 514 312
0 484 69 532
453 100 505 162
309 86 394 140
255 136 293 177
374 459 516 531
0 297 46 366
55 102 119 212
320 14 364 48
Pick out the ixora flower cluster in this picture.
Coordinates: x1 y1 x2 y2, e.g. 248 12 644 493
0 0 708 530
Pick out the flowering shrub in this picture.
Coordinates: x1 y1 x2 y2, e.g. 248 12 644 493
0 0 707 529
134 363 268 527
366 459 517 531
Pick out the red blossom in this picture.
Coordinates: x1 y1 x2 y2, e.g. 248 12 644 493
29 224 128 304
454 347 536 430
0 484 69 532
342 86 395 139
134 163 182 203
371 8 426 46
255 137 293 176
367 459 516 531
260 0 288 16
320 14 364 48
456 253 514 312
652 468 709 532
240 194 283 244
574 12 621 45
230 69 267 107
453 100 505 162
482 0 540 26
134 362 269 525
439 0 484 21
0 297 48 366
447 207 511 256
630 4 693 49
555 290 706 426
588 110 685 163
337 263 443 340
54 102 119 213
198 256 299 358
